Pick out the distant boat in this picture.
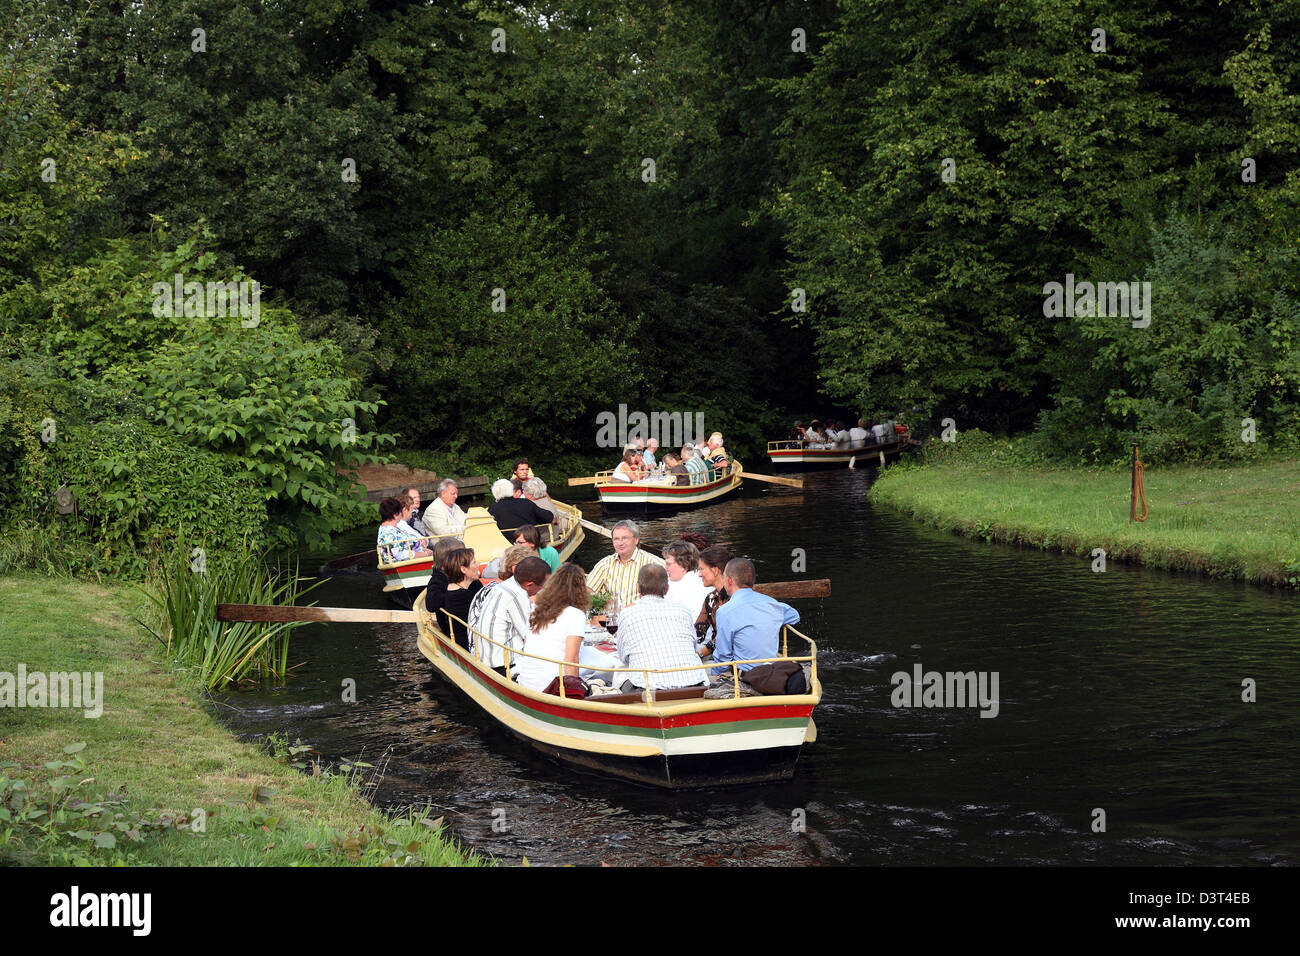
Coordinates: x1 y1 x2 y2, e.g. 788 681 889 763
589 461 743 513
414 593 822 788
376 499 585 596
768 429 918 468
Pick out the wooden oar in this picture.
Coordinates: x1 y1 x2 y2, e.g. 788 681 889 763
736 465 803 489
322 548 380 572
754 579 830 600
567 475 605 486
218 604 418 623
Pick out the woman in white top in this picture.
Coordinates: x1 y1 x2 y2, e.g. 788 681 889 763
663 540 709 620
518 563 590 692
610 449 640 482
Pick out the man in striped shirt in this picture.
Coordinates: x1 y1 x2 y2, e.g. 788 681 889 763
586 519 665 610
614 565 709 692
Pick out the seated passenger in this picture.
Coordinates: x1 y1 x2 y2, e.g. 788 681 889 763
611 449 640 482
663 540 709 621
805 419 826 446
695 545 733 655
377 496 429 562
712 558 800 675
517 563 590 693
422 536 465 626
511 522 561 572
439 547 484 649
424 478 467 539
614 564 709 693
849 418 870 446
789 421 807 442
706 432 728 467
682 446 708 485
488 478 555 535
522 476 565 533
664 451 690 486
871 420 890 444
642 438 659 471
831 420 850 446
472 553 550 678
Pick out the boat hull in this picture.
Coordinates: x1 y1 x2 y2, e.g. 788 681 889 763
596 469 742 514
414 601 818 789
767 439 912 468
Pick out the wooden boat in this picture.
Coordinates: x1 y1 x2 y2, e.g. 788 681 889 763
414 594 821 788
767 431 918 468
592 460 743 513
377 498 585 596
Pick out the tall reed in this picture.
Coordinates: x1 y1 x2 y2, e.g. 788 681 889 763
143 539 321 689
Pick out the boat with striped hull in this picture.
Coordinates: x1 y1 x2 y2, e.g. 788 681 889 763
594 461 743 514
414 595 821 789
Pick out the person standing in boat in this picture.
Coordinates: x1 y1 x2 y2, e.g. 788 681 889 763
518 563 590 693
586 519 665 610
712 558 800 673
424 479 467 540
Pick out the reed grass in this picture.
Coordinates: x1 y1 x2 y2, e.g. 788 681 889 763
142 539 321 689
869 458 1300 587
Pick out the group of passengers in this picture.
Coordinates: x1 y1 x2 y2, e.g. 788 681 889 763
610 432 731 487
376 458 803 700
790 417 898 449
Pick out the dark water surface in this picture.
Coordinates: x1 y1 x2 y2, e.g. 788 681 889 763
216 470 1299 865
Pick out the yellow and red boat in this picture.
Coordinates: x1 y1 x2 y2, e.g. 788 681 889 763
590 460 743 514
377 499 585 596
415 595 821 788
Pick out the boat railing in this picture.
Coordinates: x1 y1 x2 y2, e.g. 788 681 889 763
425 609 817 703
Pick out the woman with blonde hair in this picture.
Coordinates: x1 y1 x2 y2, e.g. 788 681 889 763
517 563 590 693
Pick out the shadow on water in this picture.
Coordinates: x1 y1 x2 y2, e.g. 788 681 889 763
215 468 1300 865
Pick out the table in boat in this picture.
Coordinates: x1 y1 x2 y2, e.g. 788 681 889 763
579 621 621 683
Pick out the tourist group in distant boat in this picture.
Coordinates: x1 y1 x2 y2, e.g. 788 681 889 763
790 417 902 449
609 431 731 486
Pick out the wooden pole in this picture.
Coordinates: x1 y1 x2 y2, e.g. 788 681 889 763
217 604 419 624
1130 443 1138 523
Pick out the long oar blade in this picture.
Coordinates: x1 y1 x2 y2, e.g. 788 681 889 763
737 466 803 489
217 604 419 624
754 579 830 600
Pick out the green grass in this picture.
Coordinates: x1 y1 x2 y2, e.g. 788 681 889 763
869 458 1300 587
0 576 488 866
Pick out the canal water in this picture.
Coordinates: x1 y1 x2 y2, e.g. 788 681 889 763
216 469 1299 865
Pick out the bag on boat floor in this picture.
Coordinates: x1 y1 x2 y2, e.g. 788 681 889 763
703 674 764 699
741 661 808 696
543 675 590 699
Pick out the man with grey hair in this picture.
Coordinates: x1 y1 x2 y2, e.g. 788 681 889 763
522 476 565 536
586 518 664 610
613 564 708 693
424 478 466 539
682 445 707 485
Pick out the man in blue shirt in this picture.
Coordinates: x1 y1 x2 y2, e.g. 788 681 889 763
712 559 800 672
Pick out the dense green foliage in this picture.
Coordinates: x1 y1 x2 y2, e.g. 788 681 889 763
5 0 1300 573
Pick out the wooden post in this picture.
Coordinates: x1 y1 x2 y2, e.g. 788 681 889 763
1130 443 1138 522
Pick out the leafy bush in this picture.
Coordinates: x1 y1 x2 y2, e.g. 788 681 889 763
44 418 267 578
131 325 396 548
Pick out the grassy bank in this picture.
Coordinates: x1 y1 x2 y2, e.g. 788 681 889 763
869 454 1300 588
0 576 485 866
